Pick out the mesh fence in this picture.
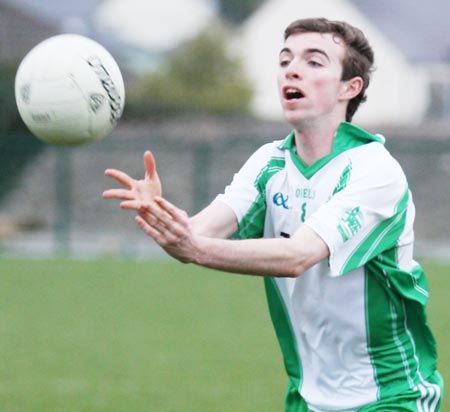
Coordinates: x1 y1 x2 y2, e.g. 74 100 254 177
0 124 449 259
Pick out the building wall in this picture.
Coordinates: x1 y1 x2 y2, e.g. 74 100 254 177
0 121 449 257
231 0 430 127
0 2 57 63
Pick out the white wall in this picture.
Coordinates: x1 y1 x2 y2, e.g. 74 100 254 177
95 0 215 52
95 0 431 127
231 0 430 127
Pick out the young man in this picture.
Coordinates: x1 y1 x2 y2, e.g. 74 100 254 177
103 18 443 412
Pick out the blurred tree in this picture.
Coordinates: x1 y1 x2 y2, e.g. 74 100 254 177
0 63 44 203
125 25 254 117
217 0 266 24
0 63 29 133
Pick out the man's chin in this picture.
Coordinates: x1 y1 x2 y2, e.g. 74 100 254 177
283 110 305 126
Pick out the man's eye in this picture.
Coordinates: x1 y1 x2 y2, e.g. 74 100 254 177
308 60 322 67
279 59 290 67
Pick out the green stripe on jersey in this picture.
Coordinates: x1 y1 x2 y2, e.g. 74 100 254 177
238 157 285 239
341 188 409 274
264 278 303 412
365 248 438 399
365 257 417 398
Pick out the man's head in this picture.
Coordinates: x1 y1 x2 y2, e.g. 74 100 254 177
284 18 374 122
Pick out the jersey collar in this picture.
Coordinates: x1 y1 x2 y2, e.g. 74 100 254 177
278 122 385 178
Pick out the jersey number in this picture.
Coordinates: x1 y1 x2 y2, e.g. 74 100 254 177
300 202 307 222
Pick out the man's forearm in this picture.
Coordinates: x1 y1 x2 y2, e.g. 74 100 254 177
135 197 329 278
192 236 304 277
192 223 329 278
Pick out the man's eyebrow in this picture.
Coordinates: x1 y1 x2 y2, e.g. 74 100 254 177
279 47 292 55
279 46 331 61
304 48 330 61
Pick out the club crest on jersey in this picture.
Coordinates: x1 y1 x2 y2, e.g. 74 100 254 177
273 192 289 209
337 206 363 241
332 162 352 195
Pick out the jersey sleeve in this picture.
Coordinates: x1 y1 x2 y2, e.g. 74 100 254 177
305 152 410 276
215 142 283 239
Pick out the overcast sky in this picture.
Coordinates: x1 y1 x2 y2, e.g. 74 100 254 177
3 0 99 21
351 0 450 61
96 0 216 51
5 0 450 61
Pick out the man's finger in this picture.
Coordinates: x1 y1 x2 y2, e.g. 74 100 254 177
104 169 135 188
141 201 173 225
102 189 134 200
154 197 188 224
120 200 149 211
135 215 177 246
135 215 161 240
143 151 159 180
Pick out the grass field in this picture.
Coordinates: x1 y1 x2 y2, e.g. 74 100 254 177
0 257 448 411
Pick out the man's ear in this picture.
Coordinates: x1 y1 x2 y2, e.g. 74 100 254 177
339 77 363 101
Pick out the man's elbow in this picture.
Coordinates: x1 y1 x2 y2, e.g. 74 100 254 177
282 259 310 278
280 241 329 278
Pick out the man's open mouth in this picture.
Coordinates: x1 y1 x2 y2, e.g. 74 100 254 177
284 87 304 100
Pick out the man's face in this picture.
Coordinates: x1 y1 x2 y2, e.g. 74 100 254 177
277 31 348 126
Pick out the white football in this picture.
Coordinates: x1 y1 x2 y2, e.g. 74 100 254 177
15 34 125 145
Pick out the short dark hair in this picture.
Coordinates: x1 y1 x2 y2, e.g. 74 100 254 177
284 18 375 122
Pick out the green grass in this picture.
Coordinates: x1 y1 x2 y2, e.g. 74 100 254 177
0 258 448 411
423 259 449 410
0 258 285 412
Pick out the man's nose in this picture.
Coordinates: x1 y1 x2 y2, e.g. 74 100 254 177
285 64 302 80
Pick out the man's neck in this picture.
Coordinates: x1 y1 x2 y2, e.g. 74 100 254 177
293 119 343 166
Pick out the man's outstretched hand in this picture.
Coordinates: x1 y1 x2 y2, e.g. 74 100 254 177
103 150 162 210
134 196 198 264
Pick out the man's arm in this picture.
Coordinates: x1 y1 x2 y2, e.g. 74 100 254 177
102 151 328 276
103 150 239 241
189 201 238 239
135 197 329 278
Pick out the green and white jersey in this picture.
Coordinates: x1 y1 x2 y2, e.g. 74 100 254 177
216 122 440 412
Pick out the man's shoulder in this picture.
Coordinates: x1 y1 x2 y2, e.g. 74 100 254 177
249 137 290 163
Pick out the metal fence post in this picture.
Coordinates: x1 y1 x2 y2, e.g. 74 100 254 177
54 146 72 255
192 142 212 213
